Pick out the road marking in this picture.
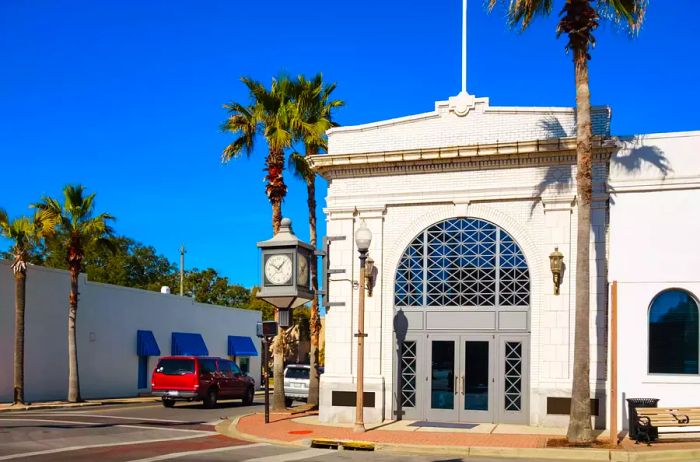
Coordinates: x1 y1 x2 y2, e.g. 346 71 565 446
244 448 336 462
0 418 109 426
127 442 269 461
0 433 213 461
0 418 214 435
37 413 197 424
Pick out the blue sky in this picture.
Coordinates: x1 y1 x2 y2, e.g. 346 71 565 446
1 1 698 288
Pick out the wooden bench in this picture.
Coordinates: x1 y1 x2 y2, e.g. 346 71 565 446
635 407 700 445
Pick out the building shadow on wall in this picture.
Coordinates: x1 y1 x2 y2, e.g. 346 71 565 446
393 309 409 421
534 118 672 428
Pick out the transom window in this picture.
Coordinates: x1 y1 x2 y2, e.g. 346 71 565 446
648 289 699 375
395 218 530 308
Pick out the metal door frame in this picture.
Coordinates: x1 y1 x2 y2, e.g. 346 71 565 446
458 334 495 423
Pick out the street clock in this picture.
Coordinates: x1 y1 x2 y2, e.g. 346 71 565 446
256 218 315 319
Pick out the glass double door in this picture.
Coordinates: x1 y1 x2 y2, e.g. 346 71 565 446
428 334 494 422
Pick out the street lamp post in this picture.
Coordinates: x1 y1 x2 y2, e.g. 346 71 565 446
354 220 372 433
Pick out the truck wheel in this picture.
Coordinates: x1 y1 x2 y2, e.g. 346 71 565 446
243 387 254 406
162 399 175 408
203 389 218 409
285 397 293 408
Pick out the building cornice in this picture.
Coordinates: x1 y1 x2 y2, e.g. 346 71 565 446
309 136 617 180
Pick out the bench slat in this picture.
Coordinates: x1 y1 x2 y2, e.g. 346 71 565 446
637 407 700 413
646 423 700 427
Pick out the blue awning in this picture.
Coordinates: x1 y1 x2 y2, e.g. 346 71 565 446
137 330 160 356
171 332 209 356
228 336 258 357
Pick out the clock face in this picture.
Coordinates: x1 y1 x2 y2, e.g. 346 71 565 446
265 254 293 285
297 254 309 286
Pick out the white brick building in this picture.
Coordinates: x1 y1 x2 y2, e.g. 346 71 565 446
308 92 700 429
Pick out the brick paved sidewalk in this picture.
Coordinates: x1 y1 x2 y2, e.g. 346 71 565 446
236 412 552 448
229 411 700 460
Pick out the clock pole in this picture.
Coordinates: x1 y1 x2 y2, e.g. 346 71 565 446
256 218 315 413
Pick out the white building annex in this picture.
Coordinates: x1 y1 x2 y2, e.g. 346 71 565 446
309 91 700 430
0 262 262 403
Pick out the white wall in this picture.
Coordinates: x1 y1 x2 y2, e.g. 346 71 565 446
0 262 261 402
609 131 700 429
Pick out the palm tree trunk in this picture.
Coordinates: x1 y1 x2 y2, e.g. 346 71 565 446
267 147 287 409
67 263 82 403
566 43 593 444
13 268 26 405
272 316 286 410
306 176 320 407
267 148 286 235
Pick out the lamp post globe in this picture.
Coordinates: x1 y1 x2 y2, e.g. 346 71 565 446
355 220 372 252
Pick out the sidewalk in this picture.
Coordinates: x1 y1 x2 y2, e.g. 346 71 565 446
0 396 162 413
220 410 700 461
0 389 269 413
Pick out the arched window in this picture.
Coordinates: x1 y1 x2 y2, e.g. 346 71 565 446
394 218 529 308
648 289 700 375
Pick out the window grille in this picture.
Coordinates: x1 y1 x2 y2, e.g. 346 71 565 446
395 218 529 307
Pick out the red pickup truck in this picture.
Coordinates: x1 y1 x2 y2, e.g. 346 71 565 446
151 356 255 408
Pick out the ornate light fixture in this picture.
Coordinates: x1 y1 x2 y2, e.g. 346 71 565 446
365 257 375 297
353 220 372 433
549 247 564 295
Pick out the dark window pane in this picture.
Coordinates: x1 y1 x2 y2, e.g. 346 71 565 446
155 359 195 375
649 290 699 374
285 367 310 379
231 362 243 375
464 341 489 411
199 359 217 374
431 341 454 409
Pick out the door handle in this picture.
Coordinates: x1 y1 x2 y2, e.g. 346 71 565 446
454 375 458 395
461 376 465 395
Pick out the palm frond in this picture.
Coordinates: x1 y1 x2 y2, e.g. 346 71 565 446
0 208 9 234
288 152 314 182
487 0 553 30
597 0 646 33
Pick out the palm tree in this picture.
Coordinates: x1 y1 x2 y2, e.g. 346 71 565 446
487 0 646 444
289 73 344 407
34 185 115 403
0 210 42 405
222 76 295 410
222 76 295 234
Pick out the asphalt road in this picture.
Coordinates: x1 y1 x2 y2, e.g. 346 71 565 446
0 399 564 461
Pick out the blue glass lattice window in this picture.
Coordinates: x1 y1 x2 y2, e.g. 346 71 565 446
394 218 529 307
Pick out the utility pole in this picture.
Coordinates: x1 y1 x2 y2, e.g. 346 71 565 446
179 244 186 296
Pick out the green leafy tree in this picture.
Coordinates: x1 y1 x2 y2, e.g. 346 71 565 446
221 75 296 410
246 287 276 321
34 185 115 403
177 267 250 307
0 210 43 404
289 73 343 407
487 0 646 443
36 235 177 290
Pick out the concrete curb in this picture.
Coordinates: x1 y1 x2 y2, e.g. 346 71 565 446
216 415 700 462
0 402 102 413
0 397 161 413
216 414 308 449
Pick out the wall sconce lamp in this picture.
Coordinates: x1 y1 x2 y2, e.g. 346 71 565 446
549 247 564 295
365 257 375 297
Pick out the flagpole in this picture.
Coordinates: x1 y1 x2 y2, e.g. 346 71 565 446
462 0 467 93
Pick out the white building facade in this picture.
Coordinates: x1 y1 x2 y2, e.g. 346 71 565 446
0 262 261 403
310 93 700 430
